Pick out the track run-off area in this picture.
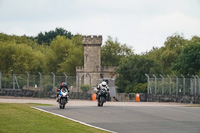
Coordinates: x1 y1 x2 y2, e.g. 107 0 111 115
1 97 200 133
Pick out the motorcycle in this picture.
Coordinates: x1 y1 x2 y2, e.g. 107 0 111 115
97 88 109 107
58 87 69 109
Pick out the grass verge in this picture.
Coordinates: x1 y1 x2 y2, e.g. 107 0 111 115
0 103 109 133
185 105 200 107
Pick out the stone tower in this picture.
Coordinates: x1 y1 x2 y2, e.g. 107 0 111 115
76 35 117 88
83 35 102 73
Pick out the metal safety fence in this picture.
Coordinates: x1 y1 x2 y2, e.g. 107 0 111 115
145 74 200 95
0 72 76 91
0 72 135 101
0 72 105 100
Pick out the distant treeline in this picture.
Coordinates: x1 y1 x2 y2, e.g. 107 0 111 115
0 28 200 93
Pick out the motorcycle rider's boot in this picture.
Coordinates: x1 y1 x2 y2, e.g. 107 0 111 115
56 98 59 102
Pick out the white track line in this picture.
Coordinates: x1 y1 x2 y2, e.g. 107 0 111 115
31 107 117 133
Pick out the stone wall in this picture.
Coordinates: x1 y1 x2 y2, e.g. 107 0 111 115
0 89 92 100
0 89 40 97
147 94 200 104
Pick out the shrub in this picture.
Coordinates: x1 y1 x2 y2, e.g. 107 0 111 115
2 76 12 89
44 82 53 92
80 84 90 93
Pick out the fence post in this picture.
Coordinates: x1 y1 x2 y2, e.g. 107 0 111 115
76 73 80 97
167 75 172 95
190 76 193 95
196 75 200 95
26 71 29 89
174 74 178 95
63 72 67 83
153 74 157 94
145 74 150 94
160 74 164 95
181 75 185 95
51 72 55 88
0 72 1 89
192 75 197 95
38 72 42 89
11 70 15 89
38 72 42 98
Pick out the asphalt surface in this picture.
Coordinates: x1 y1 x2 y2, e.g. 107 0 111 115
37 103 200 133
1 97 200 133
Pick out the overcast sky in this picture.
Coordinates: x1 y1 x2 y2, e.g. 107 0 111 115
0 0 200 54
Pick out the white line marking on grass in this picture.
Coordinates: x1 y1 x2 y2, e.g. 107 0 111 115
31 107 117 133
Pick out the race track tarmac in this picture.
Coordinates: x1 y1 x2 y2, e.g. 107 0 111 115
36 103 200 133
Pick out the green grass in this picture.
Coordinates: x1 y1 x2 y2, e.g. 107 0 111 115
185 105 200 107
0 103 109 133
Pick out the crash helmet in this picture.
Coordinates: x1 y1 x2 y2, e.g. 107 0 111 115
62 82 67 86
102 81 107 87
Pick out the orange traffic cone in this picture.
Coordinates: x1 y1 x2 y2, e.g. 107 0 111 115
136 93 140 102
92 93 97 101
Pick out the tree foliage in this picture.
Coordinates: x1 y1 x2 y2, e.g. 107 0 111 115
101 36 134 66
146 33 188 74
115 55 160 93
0 34 46 74
35 28 73 45
48 35 83 75
172 36 200 75
115 33 200 93
0 31 82 75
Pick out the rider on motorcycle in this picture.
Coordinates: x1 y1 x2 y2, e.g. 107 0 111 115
96 81 109 102
56 82 70 102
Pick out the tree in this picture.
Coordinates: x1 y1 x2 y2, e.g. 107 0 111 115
35 28 73 45
0 42 46 74
101 36 134 66
49 35 83 75
172 36 200 75
146 33 188 74
160 33 188 73
115 55 160 93
58 43 84 75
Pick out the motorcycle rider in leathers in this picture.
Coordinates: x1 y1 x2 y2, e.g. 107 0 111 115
96 81 109 102
56 82 70 102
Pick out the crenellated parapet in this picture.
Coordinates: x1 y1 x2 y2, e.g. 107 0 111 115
82 35 102 45
76 66 84 72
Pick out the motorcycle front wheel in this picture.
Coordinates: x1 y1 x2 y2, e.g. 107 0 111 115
99 97 105 107
60 98 67 109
